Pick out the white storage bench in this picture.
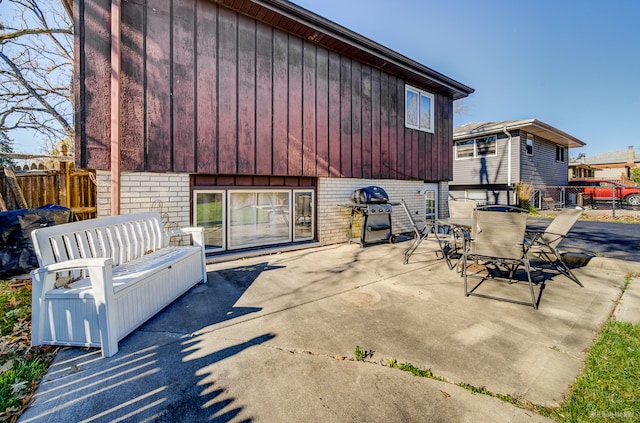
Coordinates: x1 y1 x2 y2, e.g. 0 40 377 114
30 212 207 357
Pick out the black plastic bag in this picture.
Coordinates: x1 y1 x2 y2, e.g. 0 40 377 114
0 205 74 277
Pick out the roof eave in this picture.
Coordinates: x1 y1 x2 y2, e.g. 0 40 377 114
454 119 585 148
239 0 475 100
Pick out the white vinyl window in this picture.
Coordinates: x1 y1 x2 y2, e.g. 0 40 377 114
526 134 534 156
454 136 497 160
405 85 434 133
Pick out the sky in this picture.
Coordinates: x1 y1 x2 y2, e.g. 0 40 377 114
292 0 640 159
9 0 639 159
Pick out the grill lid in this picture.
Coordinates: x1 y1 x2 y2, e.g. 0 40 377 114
352 186 389 204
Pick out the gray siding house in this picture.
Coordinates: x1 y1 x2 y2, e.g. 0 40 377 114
450 120 585 205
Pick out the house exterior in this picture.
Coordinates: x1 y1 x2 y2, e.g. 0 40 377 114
568 154 596 180
450 120 585 205
71 0 473 256
575 147 639 182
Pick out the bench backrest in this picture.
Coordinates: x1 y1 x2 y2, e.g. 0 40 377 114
31 212 169 268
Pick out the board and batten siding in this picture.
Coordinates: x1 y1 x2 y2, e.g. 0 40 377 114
76 0 453 182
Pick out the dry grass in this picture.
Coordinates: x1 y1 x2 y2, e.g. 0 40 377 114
0 278 57 423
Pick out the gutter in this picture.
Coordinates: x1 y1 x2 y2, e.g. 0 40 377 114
502 126 512 205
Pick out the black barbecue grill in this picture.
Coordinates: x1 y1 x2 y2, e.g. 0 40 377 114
341 186 397 247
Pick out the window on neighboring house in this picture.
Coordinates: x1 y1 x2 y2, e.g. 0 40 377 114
526 134 534 155
405 85 434 133
454 136 497 159
556 145 566 162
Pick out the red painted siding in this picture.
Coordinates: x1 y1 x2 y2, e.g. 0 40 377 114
237 14 256 174
217 6 237 174
78 0 456 182
146 1 172 171
255 22 273 175
302 41 316 176
288 37 303 176
173 0 196 172
196 0 218 174
272 30 288 176
120 0 144 170
315 48 329 177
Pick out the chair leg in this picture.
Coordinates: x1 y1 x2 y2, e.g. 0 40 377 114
553 251 584 287
463 251 470 296
523 259 538 310
538 246 584 287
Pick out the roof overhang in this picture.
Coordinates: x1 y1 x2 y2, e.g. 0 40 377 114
68 0 474 100
454 119 586 148
231 0 474 100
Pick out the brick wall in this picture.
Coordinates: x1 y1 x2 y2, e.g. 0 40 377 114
96 171 444 249
317 178 426 245
96 171 191 231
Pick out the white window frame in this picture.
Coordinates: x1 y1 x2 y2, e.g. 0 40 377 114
293 189 314 242
454 136 498 160
193 190 226 253
405 85 435 133
423 183 438 221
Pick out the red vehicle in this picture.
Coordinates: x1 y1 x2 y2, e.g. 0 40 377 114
569 179 640 207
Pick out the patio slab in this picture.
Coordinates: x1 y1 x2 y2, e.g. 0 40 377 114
18 239 634 422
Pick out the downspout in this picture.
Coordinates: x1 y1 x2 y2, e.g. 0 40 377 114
110 0 121 215
502 126 512 205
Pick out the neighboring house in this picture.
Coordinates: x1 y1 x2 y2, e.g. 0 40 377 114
71 0 473 256
451 120 585 205
568 154 596 180
578 147 639 182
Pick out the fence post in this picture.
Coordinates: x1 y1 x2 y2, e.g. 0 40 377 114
3 167 28 209
611 186 616 219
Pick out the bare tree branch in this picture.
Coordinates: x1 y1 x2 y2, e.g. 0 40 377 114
0 0 73 153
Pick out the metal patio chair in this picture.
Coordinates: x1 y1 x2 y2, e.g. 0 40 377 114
526 206 584 287
440 199 477 270
462 210 539 309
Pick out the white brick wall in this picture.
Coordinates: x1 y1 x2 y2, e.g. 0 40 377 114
317 178 426 245
96 171 443 249
96 171 191 231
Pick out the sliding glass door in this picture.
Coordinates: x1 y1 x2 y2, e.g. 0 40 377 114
194 189 314 253
193 191 225 252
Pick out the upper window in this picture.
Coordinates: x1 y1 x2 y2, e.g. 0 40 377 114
526 134 534 155
454 136 497 160
405 85 434 133
556 145 566 162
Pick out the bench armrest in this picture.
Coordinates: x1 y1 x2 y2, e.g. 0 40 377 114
168 226 207 284
31 257 116 354
169 226 205 247
41 257 113 273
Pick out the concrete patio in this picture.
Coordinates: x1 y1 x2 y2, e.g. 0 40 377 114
18 238 639 422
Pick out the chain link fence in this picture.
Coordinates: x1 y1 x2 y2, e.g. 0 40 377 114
532 185 640 221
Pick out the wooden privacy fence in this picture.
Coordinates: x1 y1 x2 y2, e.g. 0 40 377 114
1 167 97 220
